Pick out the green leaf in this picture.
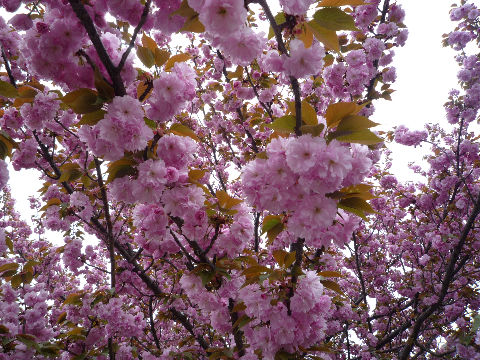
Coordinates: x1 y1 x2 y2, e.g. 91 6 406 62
0 80 18 98
180 14 205 33
106 158 137 184
216 190 243 210
137 46 155 68
242 265 270 277
339 196 375 213
232 314 252 329
325 102 363 128
164 53 191 71
188 169 206 182
267 222 284 245
39 198 62 212
77 110 106 126
268 115 296 133
268 12 286 39
17 85 38 99
38 343 61 357
63 292 85 306
155 48 171 67
473 314 480 332
307 21 340 52
336 115 379 132
275 350 295 360
169 123 199 141
142 33 158 52
335 129 383 145
0 132 17 160
301 100 318 125
144 117 157 130
272 249 288 267
313 8 359 31
198 270 214 286
62 89 102 114
94 69 115 100
0 262 19 273
321 279 345 296
10 274 22 288
0 325 9 334
318 270 343 278
300 123 325 137
1 269 17 278
57 312 67 324
261 215 282 234
58 163 82 183
338 196 376 220
227 66 244 80
459 334 473 346
16 334 39 350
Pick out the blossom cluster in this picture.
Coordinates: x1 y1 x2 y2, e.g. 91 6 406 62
180 269 332 359
79 95 152 161
242 135 371 247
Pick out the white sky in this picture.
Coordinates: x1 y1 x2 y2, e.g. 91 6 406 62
372 0 458 180
6 0 460 229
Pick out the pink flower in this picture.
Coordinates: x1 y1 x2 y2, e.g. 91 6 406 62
133 159 167 203
2 0 21 12
345 49 366 67
283 39 325 79
157 134 197 170
147 64 196 123
285 134 325 174
291 271 325 312
199 0 247 36
97 96 152 153
9 14 33 30
280 0 315 15
217 28 265 66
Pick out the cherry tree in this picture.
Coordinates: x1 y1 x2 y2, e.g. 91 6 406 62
0 0 478 359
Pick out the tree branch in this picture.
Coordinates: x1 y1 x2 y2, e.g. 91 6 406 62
117 0 152 72
68 0 126 96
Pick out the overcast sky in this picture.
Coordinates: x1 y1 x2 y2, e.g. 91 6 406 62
372 0 458 179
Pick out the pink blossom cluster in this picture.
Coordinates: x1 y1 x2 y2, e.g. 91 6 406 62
11 137 37 171
257 39 325 79
280 0 316 16
147 63 196 122
284 39 325 79
238 271 332 358
19 91 59 131
242 135 371 246
394 125 427 147
448 31 476 50
213 203 254 257
94 296 146 339
79 95 152 161
109 133 197 202
152 0 185 35
1 0 21 12
450 3 480 21
0 283 54 346
63 237 84 274
354 2 379 29
189 0 269 67
21 12 88 89
180 270 332 358
133 203 179 256
69 192 94 220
